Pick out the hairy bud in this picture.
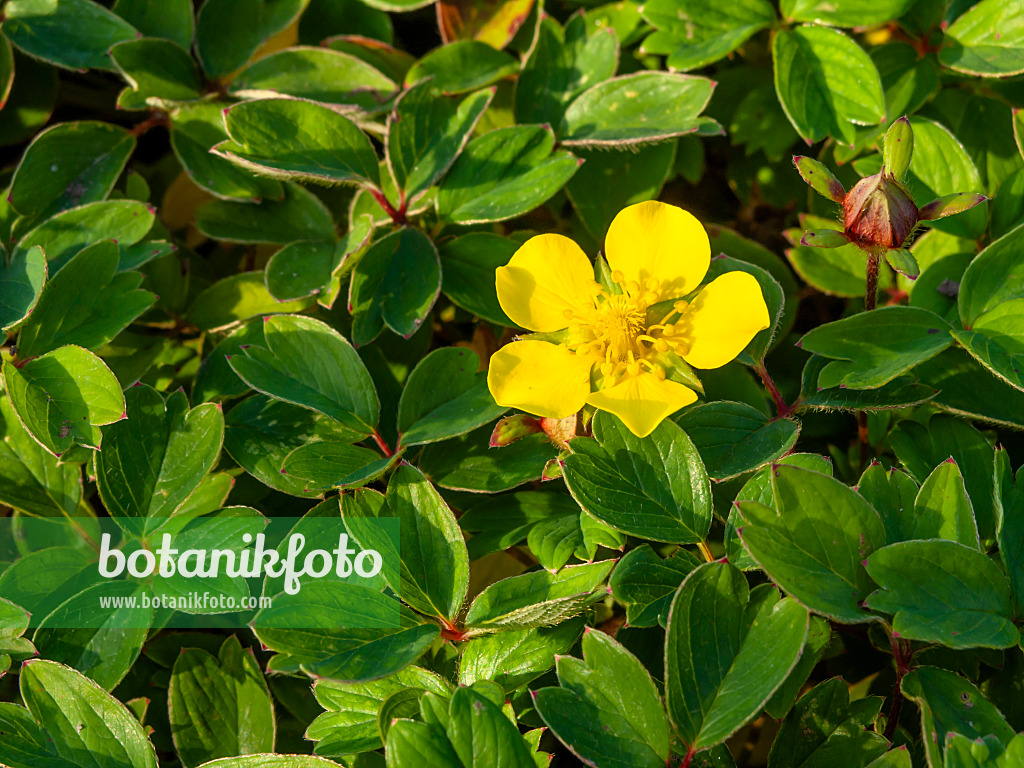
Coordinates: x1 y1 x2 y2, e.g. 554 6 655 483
842 172 919 250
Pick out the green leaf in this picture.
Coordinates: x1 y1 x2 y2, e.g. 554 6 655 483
609 544 701 627
437 233 514 326
725 453 833 571
676 401 800 481
793 156 846 202
3 346 125 457
265 217 373 305
764 616 832 720
386 82 492 204
736 464 887 624
169 636 275 767
14 241 155 358
916 349 1024 430
95 385 223 537
386 722 461 768
950 328 1024 396
187 272 314 332
349 227 441 343
345 465 469 623
959 222 1024 328
190 175 335 240
785 215 869 298
940 0 1024 77
799 306 953 390
419 425 555 492
797 356 936 413
563 411 712 544
459 618 585 691
566 141 677 240
0 393 82 517
901 666 1015 768
995 448 1024 618
4 0 138 71
436 125 578 224
890 415 997 541
535 629 670 768
640 0 775 71
281 441 387 490
515 14 618 128
170 101 283 202
14 200 156 274
19 659 158 767
781 0 915 27
110 38 202 109
308 667 451 756
406 41 518 95
766 678 887 768
397 348 506 446
865 540 1019 648
447 687 536 768
194 0 308 79
464 560 614 631
559 72 714 147
229 47 396 109
216 98 380 186
857 461 920 545
252 582 438 682
31 581 151 691
112 0 195 51
912 459 980 547
10 121 135 219
0 244 46 337
772 25 884 146
666 562 809 750
227 315 379 435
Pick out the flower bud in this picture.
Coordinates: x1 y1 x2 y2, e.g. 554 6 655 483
882 116 913 180
842 172 919 250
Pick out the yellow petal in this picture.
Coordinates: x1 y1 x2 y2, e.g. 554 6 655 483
679 271 770 369
488 340 594 418
496 234 595 332
586 373 697 438
604 201 710 300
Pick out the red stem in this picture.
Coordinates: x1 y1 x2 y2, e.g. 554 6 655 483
371 429 393 458
865 253 880 312
883 634 913 741
368 188 407 226
679 745 697 768
754 362 792 418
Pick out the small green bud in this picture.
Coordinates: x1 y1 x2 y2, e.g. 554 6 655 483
882 116 913 180
884 248 919 280
918 192 988 221
793 156 846 202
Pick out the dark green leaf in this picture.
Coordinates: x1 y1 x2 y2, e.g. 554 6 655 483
437 233 514 326
169 636 275 767
194 0 306 79
940 0 1024 77
14 241 155 358
10 121 135 219
110 38 202 109
563 411 712 544
436 125 578 224
676 401 799 481
609 544 701 627
227 314 379 435
666 562 809 750
4 0 138 71
865 541 1019 648
3 346 125 456
736 464 886 624
406 41 518 95
187 272 314 331
0 245 46 337
560 72 714 147
217 98 380 186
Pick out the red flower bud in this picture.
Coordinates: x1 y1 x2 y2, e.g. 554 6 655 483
842 172 918 250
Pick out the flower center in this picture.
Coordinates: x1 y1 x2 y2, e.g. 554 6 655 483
563 270 690 382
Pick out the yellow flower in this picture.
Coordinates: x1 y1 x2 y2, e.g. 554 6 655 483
487 201 771 438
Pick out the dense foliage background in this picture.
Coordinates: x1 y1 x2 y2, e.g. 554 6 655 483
2 0 1024 766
